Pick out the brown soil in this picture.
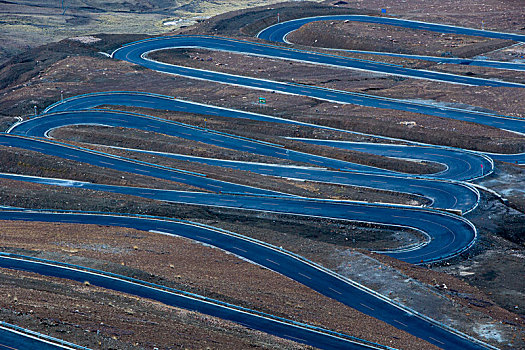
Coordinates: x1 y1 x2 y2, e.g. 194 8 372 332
3 174 522 348
338 248 525 349
326 0 525 33
288 48 525 85
148 48 525 153
0 178 425 251
0 34 150 91
0 1 524 348
0 145 201 192
174 2 374 37
53 103 447 176
0 43 523 156
50 128 427 205
287 20 512 58
0 220 436 349
483 43 525 62
0 269 310 350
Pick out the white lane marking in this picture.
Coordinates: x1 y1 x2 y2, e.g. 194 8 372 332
328 287 342 295
429 336 446 345
359 303 375 311
298 272 312 280
393 319 408 328
231 246 247 253
266 258 280 265
195 235 212 242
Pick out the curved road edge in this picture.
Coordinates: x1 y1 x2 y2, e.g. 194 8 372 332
0 252 388 350
0 209 495 350
0 321 89 350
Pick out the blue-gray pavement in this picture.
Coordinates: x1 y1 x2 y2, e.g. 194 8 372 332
318 49 525 72
257 15 525 43
9 106 483 212
0 134 282 197
113 35 524 88
0 327 78 350
3 15 523 350
289 138 493 181
0 210 490 350
111 38 525 135
10 110 397 175
42 90 525 167
0 251 383 350
89 146 480 213
488 151 525 165
39 90 525 165
0 171 476 265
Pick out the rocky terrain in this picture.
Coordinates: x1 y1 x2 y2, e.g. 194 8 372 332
0 0 523 349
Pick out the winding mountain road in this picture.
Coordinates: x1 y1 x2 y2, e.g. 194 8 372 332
3 13 522 350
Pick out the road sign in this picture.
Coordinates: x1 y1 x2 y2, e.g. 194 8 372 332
259 97 266 104
381 8 386 14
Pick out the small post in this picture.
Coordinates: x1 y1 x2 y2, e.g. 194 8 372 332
277 13 280 23
481 20 484 30
204 118 207 129
481 163 483 176
60 90 64 101
34 105 37 116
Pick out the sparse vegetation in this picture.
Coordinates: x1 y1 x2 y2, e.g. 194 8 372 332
0 0 524 349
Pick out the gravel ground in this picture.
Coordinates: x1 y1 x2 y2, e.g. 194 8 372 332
0 1 524 349
287 20 511 57
0 220 435 349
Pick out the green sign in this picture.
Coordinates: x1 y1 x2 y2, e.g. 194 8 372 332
259 97 266 104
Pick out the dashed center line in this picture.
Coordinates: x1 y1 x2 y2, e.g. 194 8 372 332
428 336 445 345
265 258 280 265
359 303 375 311
298 272 312 280
328 287 342 295
195 235 212 242
393 319 408 328
231 246 247 253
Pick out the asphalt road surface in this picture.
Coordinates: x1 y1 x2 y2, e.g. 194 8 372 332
0 210 490 350
111 37 525 135
3 14 519 350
